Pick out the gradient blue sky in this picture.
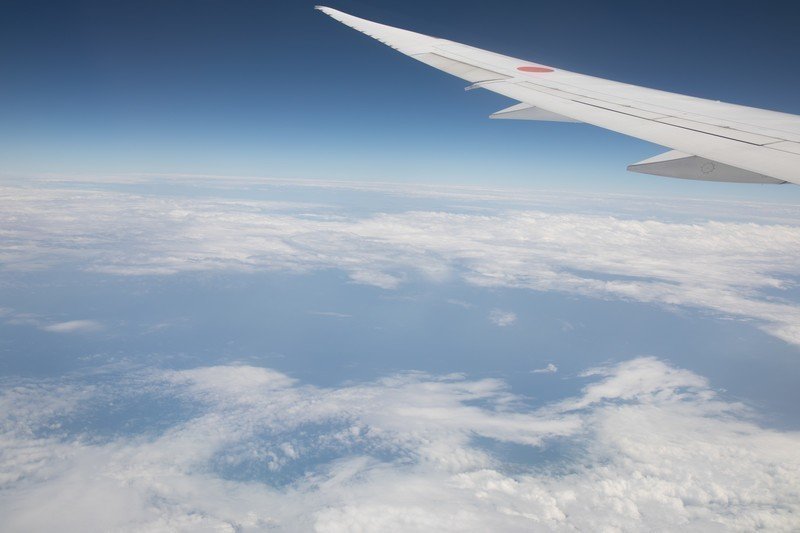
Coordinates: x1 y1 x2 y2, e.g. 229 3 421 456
2 0 799 198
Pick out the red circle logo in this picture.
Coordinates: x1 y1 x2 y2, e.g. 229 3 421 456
517 66 554 73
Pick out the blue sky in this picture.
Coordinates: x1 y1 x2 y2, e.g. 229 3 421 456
2 0 800 199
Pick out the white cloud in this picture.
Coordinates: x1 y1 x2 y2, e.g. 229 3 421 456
348 270 404 290
1 182 800 344
40 320 103 333
0 358 798 531
489 309 517 327
531 363 558 374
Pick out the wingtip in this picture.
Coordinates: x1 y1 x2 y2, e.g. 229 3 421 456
316 6 350 22
314 6 336 16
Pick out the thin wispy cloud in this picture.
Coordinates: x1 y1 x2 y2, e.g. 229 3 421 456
0 357 797 531
489 309 517 327
445 299 474 309
40 319 103 333
308 311 353 318
531 363 558 374
0 308 104 333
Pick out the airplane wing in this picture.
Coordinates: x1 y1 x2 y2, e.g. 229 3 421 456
316 6 800 185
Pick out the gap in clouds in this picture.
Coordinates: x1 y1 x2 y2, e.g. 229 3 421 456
470 434 583 476
1 267 799 428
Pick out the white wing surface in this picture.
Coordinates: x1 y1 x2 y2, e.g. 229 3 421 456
317 6 800 185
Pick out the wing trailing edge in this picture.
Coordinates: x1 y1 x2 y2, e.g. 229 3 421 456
490 103 581 123
628 150 787 184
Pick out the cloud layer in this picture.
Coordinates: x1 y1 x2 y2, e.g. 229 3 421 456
0 357 798 531
1 183 800 345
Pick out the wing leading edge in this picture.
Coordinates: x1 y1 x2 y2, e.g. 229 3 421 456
317 6 800 185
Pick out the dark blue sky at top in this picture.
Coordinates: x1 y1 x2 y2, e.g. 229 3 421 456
2 0 799 198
